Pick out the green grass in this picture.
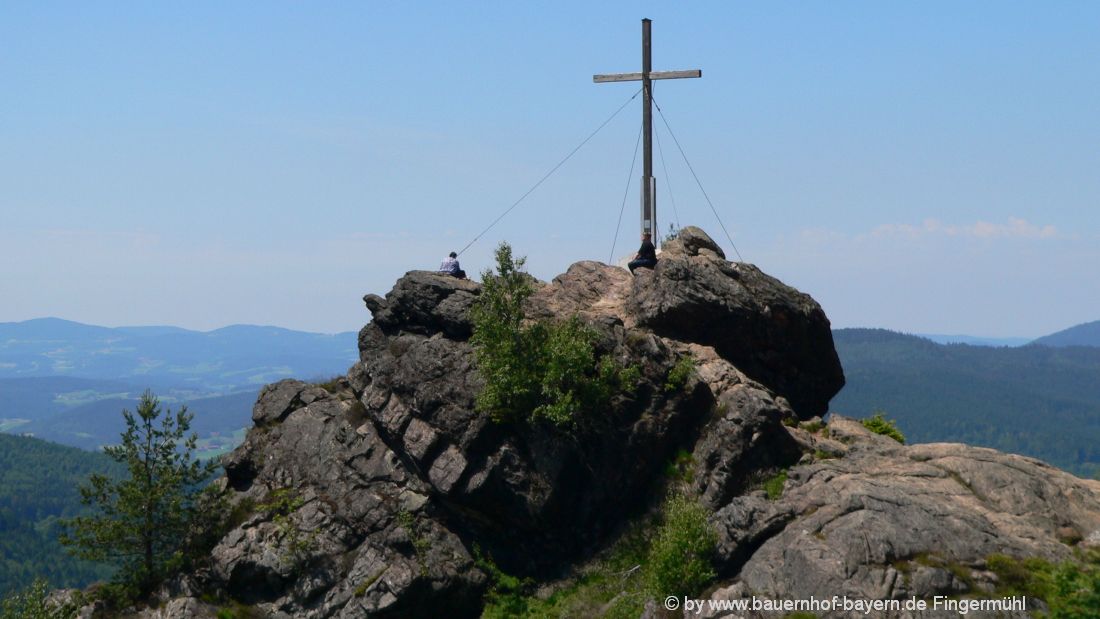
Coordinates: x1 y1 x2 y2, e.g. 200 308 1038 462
663 449 694 483
984 549 1100 617
478 527 650 619
1046 548 1100 618
479 494 717 617
195 427 248 459
763 470 788 500
860 412 906 444
799 419 825 433
664 355 696 393
313 375 346 394
986 553 1054 599
225 497 257 530
397 511 431 576
215 602 264 619
353 568 387 597
1 578 79 618
643 494 716 598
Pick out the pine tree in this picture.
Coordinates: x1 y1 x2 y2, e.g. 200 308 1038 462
60 391 221 597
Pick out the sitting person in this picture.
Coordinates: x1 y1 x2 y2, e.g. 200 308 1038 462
627 232 657 274
439 251 467 279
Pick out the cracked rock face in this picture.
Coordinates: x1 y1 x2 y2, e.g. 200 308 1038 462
125 228 1100 619
700 416 1100 618
215 379 486 618
631 257 843 418
352 269 715 575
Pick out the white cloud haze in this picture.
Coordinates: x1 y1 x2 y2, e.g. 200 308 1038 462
869 217 1059 240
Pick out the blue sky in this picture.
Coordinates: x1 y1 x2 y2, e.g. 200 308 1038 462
2 2 1098 336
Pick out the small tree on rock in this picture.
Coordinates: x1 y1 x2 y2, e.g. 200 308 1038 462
60 391 222 598
0 578 77 619
470 242 638 427
470 242 541 421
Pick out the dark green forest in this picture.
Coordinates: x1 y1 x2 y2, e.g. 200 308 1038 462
1032 319 1100 347
0 433 121 596
832 329 1100 479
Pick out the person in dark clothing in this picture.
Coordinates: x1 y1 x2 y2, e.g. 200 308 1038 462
439 251 466 279
628 232 657 274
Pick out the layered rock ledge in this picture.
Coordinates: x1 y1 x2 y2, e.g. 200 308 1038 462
701 416 1100 617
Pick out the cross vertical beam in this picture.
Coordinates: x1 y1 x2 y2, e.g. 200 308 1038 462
594 19 701 242
641 18 654 238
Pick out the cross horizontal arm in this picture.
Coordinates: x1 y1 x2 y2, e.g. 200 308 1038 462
651 69 702 80
593 69 702 83
593 72 644 83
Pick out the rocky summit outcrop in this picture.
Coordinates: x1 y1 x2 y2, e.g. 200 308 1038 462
115 227 1100 619
634 227 842 418
700 417 1100 618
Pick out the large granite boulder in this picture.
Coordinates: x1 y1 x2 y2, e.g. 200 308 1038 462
660 225 726 259
631 229 843 418
363 271 480 339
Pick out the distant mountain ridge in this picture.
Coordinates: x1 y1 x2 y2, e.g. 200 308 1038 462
0 317 357 393
831 327 1100 478
11 390 258 452
916 333 1033 347
0 318 359 453
0 320 362 594
899 318 1100 348
1032 319 1100 347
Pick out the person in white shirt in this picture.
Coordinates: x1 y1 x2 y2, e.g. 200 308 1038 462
439 252 466 279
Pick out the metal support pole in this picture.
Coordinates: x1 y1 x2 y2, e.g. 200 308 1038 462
641 18 655 238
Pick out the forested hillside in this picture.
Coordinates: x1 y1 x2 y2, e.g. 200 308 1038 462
831 329 1100 478
15 390 257 452
0 318 357 389
1032 319 1100 347
0 434 121 595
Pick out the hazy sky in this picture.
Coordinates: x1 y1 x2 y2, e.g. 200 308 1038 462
2 2 1098 336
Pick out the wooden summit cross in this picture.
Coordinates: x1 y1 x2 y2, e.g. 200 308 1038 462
594 18 701 241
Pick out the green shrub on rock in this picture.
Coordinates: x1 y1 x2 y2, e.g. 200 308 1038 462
1 579 77 619
984 549 1100 618
1048 549 1100 619
986 553 1054 599
477 494 717 617
664 354 696 393
763 470 788 500
470 242 637 427
861 412 906 444
644 494 716 598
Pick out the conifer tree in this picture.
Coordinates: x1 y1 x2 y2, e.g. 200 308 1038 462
60 391 221 597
